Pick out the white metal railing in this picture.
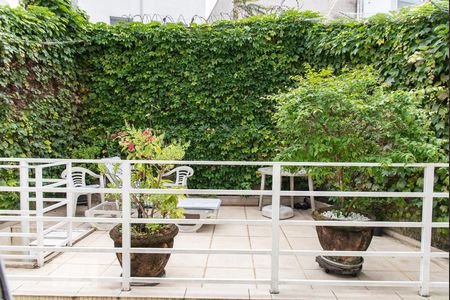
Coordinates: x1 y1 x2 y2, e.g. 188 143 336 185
0 158 448 297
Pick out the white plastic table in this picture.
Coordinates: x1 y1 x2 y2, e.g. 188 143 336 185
257 167 315 211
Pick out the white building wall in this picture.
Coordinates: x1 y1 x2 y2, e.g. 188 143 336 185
75 0 208 23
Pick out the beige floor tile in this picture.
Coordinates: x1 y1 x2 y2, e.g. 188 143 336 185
250 236 291 250
120 286 187 298
403 271 449 282
218 206 247 219
203 267 255 289
363 257 398 271
388 257 422 272
358 270 412 282
297 255 322 270
252 255 300 269
49 263 109 277
174 235 212 249
333 289 402 300
249 287 272 299
255 268 306 280
245 207 270 221
304 269 362 281
272 287 336 299
212 236 251 249
288 237 322 250
13 281 84 296
166 253 208 268
185 286 250 299
48 252 76 264
178 224 214 236
431 258 449 272
393 287 430 300
6 263 60 276
214 224 249 236
165 266 204 286
77 284 122 296
68 252 117 265
207 254 253 268
248 225 272 237
282 225 317 238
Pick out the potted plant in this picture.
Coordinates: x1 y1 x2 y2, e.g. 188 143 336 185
104 126 188 280
273 67 443 275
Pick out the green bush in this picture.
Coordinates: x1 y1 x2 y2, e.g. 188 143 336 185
273 67 446 212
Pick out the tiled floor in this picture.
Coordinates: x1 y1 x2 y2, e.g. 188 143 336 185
5 206 449 299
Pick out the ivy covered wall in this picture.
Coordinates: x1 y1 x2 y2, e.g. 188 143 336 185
0 1 448 191
80 4 449 189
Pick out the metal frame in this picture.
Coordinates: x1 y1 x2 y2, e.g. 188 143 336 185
0 158 448 297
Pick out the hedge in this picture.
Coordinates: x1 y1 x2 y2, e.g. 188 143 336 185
0 1 448 192
80 3 448 189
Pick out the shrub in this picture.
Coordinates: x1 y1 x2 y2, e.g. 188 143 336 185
273 67 446 213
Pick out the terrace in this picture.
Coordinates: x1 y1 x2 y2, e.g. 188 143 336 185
1 158 449 300
1 2 449 300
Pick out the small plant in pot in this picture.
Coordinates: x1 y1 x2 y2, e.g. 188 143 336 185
104 126 188 281
273 66 444 275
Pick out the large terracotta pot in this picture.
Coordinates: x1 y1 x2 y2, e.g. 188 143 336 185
312 207 374 266
109 224 179 277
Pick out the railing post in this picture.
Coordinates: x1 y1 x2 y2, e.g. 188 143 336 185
66 162 73 247
19 161 30 249
419 165 434 297
121 161 131 291
35 166 44 267
270 164 281 294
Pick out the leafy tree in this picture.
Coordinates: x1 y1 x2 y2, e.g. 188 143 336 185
273 67 446 213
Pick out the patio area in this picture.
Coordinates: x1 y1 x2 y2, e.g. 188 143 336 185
5 205 449 300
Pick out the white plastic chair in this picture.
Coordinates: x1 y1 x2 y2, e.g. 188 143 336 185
61 167 105 216
101 156 123 185
162 166 194 187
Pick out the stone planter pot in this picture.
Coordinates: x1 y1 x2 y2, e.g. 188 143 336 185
312 207 374 274
109 224 179 278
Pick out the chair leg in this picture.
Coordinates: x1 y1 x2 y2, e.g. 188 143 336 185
87 194 92 209
72 194 79 217
290 176 294 209
258 174 266 211
308 175 315 211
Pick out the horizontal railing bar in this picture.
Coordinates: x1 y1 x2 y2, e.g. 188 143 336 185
0 216 271 225
2 186 448 200
279 279 420 287
4 245 447 258
0 246 272 255
2 186 447 199
0 187 274 196
8 275 447 288
0 165 20 169
28 179 62 183
0 210 36 215
35 162 68 169
6 275 269 284
1 254 37 260
0 215 447 228
280 250 425 257
0 158 448 168
0 232 36 238
279 191 426 198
